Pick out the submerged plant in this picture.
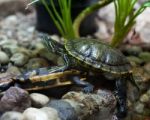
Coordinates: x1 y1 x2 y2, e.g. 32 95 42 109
41 0 75 39
27 0 112 39
111 0 150 47
27 0 75 39
27 0 150 47
73 0 112 37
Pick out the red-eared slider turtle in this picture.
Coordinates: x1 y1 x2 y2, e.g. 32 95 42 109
15 68 86 91
0 68 86 100
43 36 137 119
0 67 86 92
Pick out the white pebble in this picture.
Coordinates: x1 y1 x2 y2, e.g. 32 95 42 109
22 108 49 120
40 107 60 120
30 93 50 107
22 107 60 120
0 111 23 120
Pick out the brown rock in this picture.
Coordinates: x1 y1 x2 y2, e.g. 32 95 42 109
0 87 31 112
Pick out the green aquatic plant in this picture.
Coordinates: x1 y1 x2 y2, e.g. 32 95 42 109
73 0 112 37
27 0 112 39
27 0 150 47
27 0 75 39
41 0 75 39
111 0 150 47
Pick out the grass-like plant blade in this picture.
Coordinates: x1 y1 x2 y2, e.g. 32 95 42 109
111 0 150 47
73 0 112 37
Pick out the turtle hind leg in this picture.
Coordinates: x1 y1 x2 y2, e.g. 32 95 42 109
71 76 94 93
115 76 127 119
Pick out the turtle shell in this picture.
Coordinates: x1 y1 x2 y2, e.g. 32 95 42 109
65 38 132 74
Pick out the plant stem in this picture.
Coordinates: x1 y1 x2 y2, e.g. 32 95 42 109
110 0 150 47
40 0 65 37
111 19 135 47
73 0 113 38
40 0 75 39
111 29 130 47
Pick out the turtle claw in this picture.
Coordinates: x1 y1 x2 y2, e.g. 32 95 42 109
83 84 94 93
15 69 39 82
15 74 29 82
116 107 127 119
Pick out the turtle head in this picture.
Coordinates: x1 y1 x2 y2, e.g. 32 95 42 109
42 36 66 55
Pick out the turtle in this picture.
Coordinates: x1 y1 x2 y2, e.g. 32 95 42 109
42 36 138 119
15 67 86 91
0 67 86 92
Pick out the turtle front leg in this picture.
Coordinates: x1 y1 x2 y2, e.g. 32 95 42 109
15 67 50 82
15 54 71 82
71 76 94 93
48 54 70 73
42 36 71 73
115 76 127 119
